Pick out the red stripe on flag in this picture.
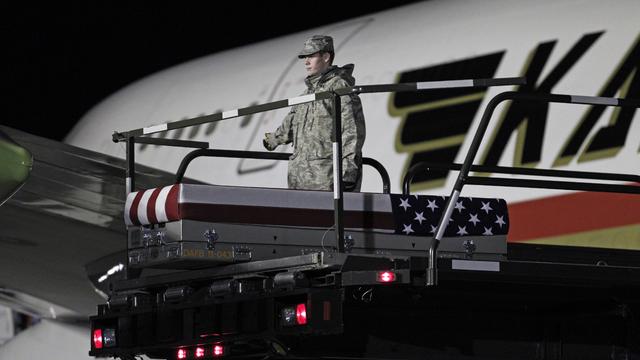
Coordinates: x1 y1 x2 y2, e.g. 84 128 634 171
128 191 145 226
165 184 180 221
146 188 162 224
507 189 640 242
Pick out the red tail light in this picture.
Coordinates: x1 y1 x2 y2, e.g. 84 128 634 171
177 348 187 359
377 271 396 283
195 347 205 358
213 344 224 357
92 329 103 349
296 303 307 325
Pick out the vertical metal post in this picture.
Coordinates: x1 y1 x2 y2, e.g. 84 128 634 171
332 93 345 252
434 94 505 242
428 94 506 286
124 136 135 280
125 136 135 194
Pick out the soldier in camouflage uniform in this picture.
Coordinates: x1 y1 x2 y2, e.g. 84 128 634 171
263 35 366 191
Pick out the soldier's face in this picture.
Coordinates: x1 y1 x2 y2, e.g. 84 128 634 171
303 52 330 76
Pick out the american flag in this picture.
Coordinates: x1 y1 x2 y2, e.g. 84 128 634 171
390 194 509 237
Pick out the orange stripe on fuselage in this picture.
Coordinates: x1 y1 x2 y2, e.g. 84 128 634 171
507 186 640 242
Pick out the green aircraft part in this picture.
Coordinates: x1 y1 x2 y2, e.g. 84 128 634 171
0 131 33 205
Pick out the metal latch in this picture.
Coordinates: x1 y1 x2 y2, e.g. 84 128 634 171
204 228 218 250
463 239 476 257
233 246 252 262
344 234 355 252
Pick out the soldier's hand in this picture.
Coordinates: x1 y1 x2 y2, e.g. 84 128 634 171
344 181 356 192
263 133 277 151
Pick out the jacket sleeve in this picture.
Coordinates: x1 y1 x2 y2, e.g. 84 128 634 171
333 79 366 185
264 108 295 151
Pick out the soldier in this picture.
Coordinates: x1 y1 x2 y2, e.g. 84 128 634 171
263 35 366 191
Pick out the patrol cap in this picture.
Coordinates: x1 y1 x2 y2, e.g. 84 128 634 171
298 35 334 58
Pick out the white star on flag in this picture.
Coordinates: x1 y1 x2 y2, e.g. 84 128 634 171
481 201 493 214
483 226 493 235
402 224 414 234
454 200 466 213
430 225 438 234
399 197 412 211
426 199 438 212
468 213 480 226
495 215 506 228
414 211 426 224
456 226 468 236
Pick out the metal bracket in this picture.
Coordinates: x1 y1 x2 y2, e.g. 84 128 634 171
204 228 218 250
344 234 354 253
463 239 476 257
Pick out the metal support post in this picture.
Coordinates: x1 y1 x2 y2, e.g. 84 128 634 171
125 137 135 194
332 93 345 252
124 136 135 281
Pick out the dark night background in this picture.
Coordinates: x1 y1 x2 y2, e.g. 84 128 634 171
2 2 423 142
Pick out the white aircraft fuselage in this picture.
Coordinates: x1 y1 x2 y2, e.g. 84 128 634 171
67 0 640 248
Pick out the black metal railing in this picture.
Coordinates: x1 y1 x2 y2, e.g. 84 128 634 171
112 76 525 281
112 80 640 287
403 162 640 196
427 91 640 285
174 148 391 194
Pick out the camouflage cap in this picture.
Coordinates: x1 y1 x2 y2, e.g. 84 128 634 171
298 35 334 58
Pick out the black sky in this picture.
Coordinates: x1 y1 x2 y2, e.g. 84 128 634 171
3 2 423 141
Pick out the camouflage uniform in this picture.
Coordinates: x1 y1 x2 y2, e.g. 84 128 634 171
263 36 366 191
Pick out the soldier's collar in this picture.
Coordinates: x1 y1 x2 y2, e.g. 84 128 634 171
305 65 338 87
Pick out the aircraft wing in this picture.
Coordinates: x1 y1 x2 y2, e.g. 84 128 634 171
0 125 190 318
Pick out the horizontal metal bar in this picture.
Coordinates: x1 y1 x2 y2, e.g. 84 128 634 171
473 77 527 87
113 77 526 142
133 137 209 149
417 79 473 89
174 149 391 193
113 93 335 141
115 253 327 291
191 149 291 160
470 164 640 182
403 162 640 195
466 176 640 195
348 77 525 95
438 257 640 287
570 95 618 106
414 162 639 182
341 83 417 95
496 91 640 108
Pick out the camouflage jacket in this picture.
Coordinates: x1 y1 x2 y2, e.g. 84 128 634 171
264 64 366 191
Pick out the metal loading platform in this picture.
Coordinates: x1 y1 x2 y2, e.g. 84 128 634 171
90 77 640 360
